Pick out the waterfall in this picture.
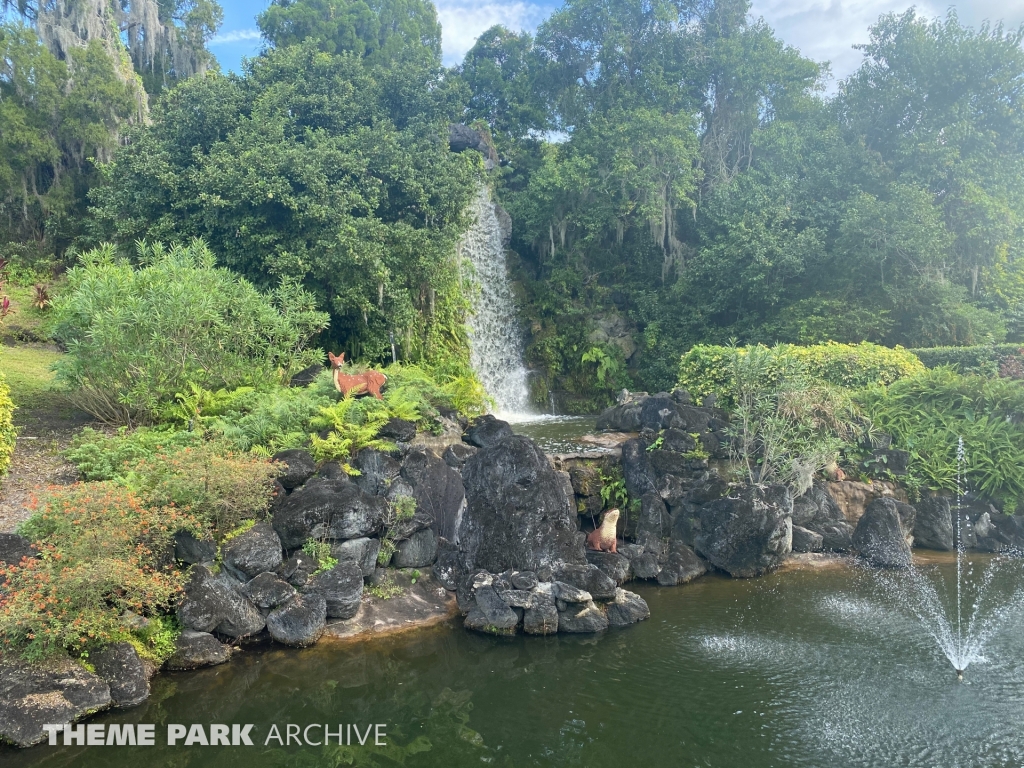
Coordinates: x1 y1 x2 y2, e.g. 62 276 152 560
461 184 532 417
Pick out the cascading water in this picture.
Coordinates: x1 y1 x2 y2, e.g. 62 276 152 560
460 183 532 418
873 436 1024 680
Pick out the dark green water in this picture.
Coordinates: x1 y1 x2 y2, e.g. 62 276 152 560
510 416 597 454
8 560 1024 768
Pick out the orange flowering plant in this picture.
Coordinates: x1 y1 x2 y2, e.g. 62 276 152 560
1 484 200 661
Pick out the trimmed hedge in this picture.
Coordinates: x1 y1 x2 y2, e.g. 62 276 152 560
0 367 15 478
678 342 924 405
909 344 1024 374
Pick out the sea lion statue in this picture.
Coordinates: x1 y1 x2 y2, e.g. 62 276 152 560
586 509 620 554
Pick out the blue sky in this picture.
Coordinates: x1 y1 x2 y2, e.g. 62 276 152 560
209 0 1024 85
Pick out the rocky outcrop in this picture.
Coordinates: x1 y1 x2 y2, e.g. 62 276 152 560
304 561 364 619
913 496 954 551
173 530 216 564
853 497 916 568
393 527 438 568
221 522 283 581
695 485 793 578
554 563 617 600
176 565 265 638
793 482 854 551
791 525 824 553
656 542 708 585
90 642 150 708
352 448 401 496
273 449 316 490
459 435 585 573
586 550 631 584
0 660 111 747
240 572 296 610
166 630 231 670
448 123 499 169
266 593 327 647
331 536 381 577
399 450 465 542
605 588 651 626
272 476 386 549
463 414 514 448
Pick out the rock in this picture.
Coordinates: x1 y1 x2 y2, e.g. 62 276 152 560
221 522 283 581
459 435 585 573
272 476 386 549
853 497 916 568
304 561 364 619
443 442 477 469
636 492 670 549
166 630 231 670
177 565 265 638
399 450 466 542
352 448 401 496
379 417 417 443
661 428 697 454
586 550 631 584
463 586 519 635
289 362 325 388
620 438 656 498
240 572 296 610
569 464 603 497
695 485 793 578
553 581 592 603
90 642 149 708
605 588 650 626
331 537 381 577
393 527 438 568
558 600 609 633
867 448 911 476
974 511 994 539
448 123 499 168
463 414 514 448
0 532 37 565
825 479 906 525
523 596 559 635
793 482 854 552
791 525 824 553
913 496 954 551
266 593 327 647
554 563 617 600
433 540 467 591
173 530 216 564
626 547 661 579
273 449 316 490
0 660 112 747
276 553 317 587
511 570 538 590
656 542 707 586
497 588 534 608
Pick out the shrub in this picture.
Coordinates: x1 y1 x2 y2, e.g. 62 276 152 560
909 343 1024 376
50 240 329 425
857 368 1024 510
122 443 281 539
678 342 924 406
0 367 15 478
66 426 205 482
309 394 395 472
3 485 194 661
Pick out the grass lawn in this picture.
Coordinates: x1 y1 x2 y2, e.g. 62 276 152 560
1 344 61 414
0 280 61 343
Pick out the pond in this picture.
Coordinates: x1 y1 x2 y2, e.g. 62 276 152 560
508 415 598 454
8 556 1024 768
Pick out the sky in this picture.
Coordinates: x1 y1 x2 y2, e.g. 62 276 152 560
208 0 1024 85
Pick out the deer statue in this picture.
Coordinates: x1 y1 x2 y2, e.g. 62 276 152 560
328 352 387 400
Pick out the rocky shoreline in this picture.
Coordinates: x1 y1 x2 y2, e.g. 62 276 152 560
2 390 1019 748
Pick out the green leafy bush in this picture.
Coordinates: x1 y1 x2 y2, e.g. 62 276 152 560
310 395 395 473
50 240 329 425
678 342 924 406
857 368 1024 510
66 426 205 482
3 485 194 661
909 344 1024 375
0 367 15 478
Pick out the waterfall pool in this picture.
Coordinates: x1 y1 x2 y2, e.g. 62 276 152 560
7 557 1024 768
508 415 598 454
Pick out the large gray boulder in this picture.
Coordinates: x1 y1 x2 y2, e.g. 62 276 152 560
605 588 650 626
272 449 316 490
331 536 381 577
913 496 954 551
166 630 231 670
398 450 466 541
656 542 708 586
393 527 439 568
352 448 401 496
240 572 296 610
304 561 364 619
558 600 609 633
695 484 793 578
91 642 150 708
266 593 327 647
0 533 37 565
794 482 854 551
554 563 617 600
585 551 632 584
173 530 216 564
853 497 916 568
176 564 265 638
463 414 514 448
272 476 387 548
463 585 519 635
791 525 824 553
0 660 112 747
459 435 585 573
221 522 283 581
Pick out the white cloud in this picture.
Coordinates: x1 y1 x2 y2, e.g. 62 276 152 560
435 1 548 66
210 28 263 46
750 0 1024 86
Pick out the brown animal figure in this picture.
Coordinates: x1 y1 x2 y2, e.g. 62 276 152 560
328 352 387 400
586 509 620 553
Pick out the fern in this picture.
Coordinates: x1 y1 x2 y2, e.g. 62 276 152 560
309 393 395 470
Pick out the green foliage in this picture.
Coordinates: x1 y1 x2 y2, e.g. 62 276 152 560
66 426 204 482
597 469 628 511
50 240 329 424
909 344 1024 375
581 346 627 388
302 537 338 574
678 342 924 407
131 615 180 664
0 366 15 479
309 393 395 471
377 494 416 566
3 484 192 661
857 368 1024 510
